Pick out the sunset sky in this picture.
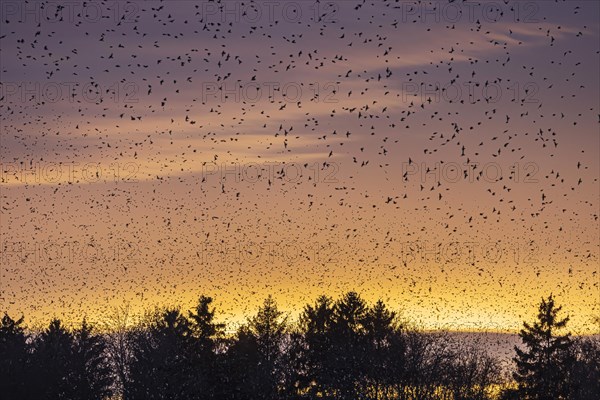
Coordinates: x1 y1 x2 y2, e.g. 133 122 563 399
0 0 598 333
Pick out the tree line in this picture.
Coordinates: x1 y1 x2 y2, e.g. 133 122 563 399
1 292 598 399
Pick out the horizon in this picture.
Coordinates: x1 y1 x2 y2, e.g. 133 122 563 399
7 291 600 338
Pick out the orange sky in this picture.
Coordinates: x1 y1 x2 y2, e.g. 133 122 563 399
1 0 598 333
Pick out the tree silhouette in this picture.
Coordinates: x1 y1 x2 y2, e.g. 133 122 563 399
104 305 134 400
5 292 592 400
401 331 451 399
278 328 306 399
70 319 113 400
564 336 600 400
363 299 396 399
29 319 75 399
386 324 409 399
330 291 369 399
513 294 573 399
224 324 262 399
297 294 336 398
189 295 225 347
127 308 195 400
225 295 287 400
296 291 377 399
0 313 29 399
187 295 226 399
445 344 501 400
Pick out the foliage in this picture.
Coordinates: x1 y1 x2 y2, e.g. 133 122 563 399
1 293 597 400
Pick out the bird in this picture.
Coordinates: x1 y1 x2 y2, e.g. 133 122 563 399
0 0 596 355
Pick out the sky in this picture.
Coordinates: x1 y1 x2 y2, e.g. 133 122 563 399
0 0 598 333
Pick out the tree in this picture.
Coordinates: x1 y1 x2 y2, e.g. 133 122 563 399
189 295 225 348
445 344 500 400
363 300 396 400
105 305 135 400
224 325 262 400
29 319 75 400
70 319 114 400
400 331 450 400
297 295 336 398
330 291 369 399
566 336 600 400
225 295 287 400
251 295 287 368
297 294 398 399
4 292 584 400
128 308 195 400
278 329 307 400
0 313 29 399
187 295 226 399
513 294 573 399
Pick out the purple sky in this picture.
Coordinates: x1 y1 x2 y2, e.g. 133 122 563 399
0 0 598 332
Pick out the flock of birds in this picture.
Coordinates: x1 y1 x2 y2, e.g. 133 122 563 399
0 0 598 332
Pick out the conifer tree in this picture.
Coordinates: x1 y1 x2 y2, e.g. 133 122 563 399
513 294 573 399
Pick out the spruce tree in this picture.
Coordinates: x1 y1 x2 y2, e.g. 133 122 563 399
513 294 573 399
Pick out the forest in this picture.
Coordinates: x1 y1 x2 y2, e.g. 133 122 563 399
1 293 598 400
